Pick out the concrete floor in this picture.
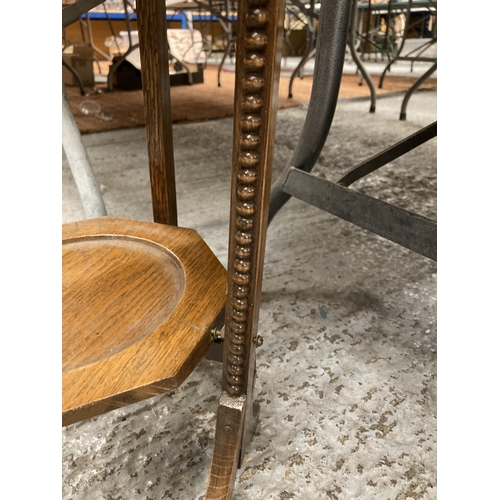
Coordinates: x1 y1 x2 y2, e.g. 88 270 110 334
244 43 437 79
62 84 437 499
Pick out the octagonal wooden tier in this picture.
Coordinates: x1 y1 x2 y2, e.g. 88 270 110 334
62 217 227 427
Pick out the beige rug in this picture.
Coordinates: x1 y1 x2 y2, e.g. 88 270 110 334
65 63 437 134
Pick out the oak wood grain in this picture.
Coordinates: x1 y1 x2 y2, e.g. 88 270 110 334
62 217 226 427
222 0 284 396
63 237 184 371
205 394 246 500
206 0 285 496
136 0 178 225
222 0 286 398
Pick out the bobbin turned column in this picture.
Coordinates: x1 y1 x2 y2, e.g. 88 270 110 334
205 0 285 497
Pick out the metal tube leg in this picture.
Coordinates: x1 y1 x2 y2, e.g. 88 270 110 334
85 12 111 61
348 0 376 112
218 36 232 87
379 0 412 89
269 0 353 224
62 85 107 219
400 61 437 120
62 59 86 96
288 3 316 99
288 47 316 98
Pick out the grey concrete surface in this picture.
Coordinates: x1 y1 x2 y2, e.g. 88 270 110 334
62 89 437 499
213 48 438 80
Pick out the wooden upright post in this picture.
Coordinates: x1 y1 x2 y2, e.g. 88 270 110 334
206 0 286 497
136 0 178 226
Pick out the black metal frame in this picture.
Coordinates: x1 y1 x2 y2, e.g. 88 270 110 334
377 0 437 90
192 0 239 87
286 0 320 98
347 0 377 112
269 0 437 262
62 58 86 96
346 0 437 118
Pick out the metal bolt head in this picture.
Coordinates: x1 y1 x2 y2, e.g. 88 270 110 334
253 335 264 347
210 326 225 342
224 425 232 434
211 326 225 341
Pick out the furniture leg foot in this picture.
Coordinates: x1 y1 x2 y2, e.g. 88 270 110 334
238 398 260 468
205 394 246 500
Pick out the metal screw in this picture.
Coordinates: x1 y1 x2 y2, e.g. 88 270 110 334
224 425 232 434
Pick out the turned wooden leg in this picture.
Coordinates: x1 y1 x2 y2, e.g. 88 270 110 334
205 0 285 495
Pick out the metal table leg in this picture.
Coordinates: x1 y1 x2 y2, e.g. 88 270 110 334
288 0 317 99
62 59 86 96
268 0 352 224
379 0 412 89
62 85 107 219
288 48 316 98
217 32 233 87
399 61 437 120
347 0 377 113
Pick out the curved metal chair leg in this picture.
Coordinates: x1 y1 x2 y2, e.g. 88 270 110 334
268 0 352 224
93 55 102 75
217 36 232 87
400 62 437 120
62 59 86 96
379 0 412 89
287 0 318 98
288 47 316 98
84 11 113 63
347 0 376 112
